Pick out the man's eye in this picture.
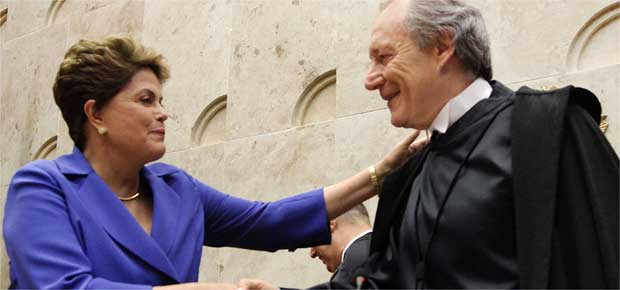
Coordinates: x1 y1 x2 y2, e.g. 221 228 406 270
380 55 392 64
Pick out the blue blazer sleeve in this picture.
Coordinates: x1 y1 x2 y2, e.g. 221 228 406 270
187 174 331 251
3 163 151 290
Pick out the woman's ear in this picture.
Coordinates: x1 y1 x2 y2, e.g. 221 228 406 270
84 100 104 131
329 220 337 233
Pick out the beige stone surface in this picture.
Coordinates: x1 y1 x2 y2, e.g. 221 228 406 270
484 0 615 83
334 109 415 220
335 0 386 118
3 0 48 42
158 143 228 191
164 122 337 285
216 247 330 287
509 64 620 151
0 0 7 44
69 0 144 45
218 122 336 284
221 121 336 198
227 0 338 140
143 0 233 152
0 39 3 186
1 24 66 186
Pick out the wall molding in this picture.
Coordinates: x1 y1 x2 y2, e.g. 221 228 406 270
192 95 227 146
0 8 8 27
566 2 619 72
33 135 58 160
46 0 66 25
292 68 336 126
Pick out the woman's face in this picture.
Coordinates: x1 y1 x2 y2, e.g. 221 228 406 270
97 69 168 163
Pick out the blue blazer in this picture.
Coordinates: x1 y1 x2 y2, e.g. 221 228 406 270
3 148 330 289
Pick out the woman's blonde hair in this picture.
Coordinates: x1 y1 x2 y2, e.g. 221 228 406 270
53 36 170 150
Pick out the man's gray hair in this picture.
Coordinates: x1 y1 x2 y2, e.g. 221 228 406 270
338 204 371 226
405 0 492 80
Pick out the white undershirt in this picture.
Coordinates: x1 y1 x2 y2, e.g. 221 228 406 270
341 230 373 263
429 78 493 134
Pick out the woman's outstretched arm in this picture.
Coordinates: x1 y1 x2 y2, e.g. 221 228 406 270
324 130 428 219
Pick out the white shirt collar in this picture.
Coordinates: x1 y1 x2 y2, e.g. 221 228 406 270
341 230 372 262
429 78 493 134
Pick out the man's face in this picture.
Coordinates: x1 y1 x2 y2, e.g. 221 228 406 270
365 0 445 129
310 244 341 273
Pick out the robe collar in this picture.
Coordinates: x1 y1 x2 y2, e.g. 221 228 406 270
429 78 493 134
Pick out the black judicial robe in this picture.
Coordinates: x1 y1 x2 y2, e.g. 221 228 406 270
319 82 618 289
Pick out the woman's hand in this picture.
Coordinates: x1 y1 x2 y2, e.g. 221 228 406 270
375 130 429 177
238 279 277 290
153 282 238 290
323 130 429 220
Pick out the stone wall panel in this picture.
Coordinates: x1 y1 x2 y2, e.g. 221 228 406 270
485 0 614 83
335 0 386 118
216 247 330 287
334 109 413 220
227 0 338 140
222 121 335 199
69 0 144 45
215 121 336 285
1 24 66 186
143 0 233 152
3 0 48 42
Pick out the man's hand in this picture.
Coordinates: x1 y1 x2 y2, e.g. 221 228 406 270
238 278 278 290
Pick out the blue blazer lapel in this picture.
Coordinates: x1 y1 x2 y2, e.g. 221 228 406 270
142 167 181 256
57 148 180 282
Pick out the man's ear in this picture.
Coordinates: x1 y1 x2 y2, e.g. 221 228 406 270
435 28 457 70
84 100 104 130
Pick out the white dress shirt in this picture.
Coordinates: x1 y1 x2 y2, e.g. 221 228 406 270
429 78 493 134
341 230 373 262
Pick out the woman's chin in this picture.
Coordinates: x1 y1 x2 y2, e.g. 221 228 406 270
145 146 166 163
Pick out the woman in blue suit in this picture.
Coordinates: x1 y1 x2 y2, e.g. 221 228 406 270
3 37 427 289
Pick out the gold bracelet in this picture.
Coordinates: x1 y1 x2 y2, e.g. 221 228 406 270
368 165 381 196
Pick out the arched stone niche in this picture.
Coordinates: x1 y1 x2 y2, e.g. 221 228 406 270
0 7 7 27
46 0 66 25
33 136 58 160
566 2 619 72
192 95 227 146
292 69 336 126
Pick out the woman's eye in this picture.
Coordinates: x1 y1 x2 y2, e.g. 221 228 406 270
140 96 153 104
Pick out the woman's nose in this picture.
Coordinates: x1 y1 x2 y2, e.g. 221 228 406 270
156 105 169 122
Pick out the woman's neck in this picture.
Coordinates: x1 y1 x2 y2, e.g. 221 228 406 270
83 144 142 198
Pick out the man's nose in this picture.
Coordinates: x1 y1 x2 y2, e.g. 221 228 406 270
365 64 385 91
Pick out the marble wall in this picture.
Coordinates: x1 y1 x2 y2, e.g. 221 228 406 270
0 0 618 288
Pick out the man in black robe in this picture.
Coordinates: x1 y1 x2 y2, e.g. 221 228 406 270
239 0 618 288
358 0 618 288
